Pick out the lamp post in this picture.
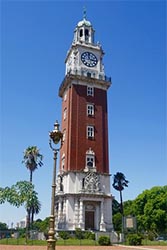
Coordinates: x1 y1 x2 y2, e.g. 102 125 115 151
47 121 63 250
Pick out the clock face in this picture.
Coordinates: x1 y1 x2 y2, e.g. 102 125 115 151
81 52 98 67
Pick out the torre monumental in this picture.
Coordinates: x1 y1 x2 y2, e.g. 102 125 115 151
55 14 113 232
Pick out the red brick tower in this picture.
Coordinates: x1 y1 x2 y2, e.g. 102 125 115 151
59 76 110 174
55 14 113 232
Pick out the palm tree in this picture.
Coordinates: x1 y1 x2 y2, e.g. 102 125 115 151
26 190 41 225
112 172 129 234
22 146 43 238
22 146 43 183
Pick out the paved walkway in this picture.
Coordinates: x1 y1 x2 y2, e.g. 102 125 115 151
0 245 166 250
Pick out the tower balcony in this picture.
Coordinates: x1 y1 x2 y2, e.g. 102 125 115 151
59 70 112 97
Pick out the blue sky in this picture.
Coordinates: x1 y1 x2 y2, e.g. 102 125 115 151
0 0 166 227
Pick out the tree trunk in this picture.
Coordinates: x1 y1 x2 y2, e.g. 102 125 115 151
27 171 33 239
25 210 30 242
120 190 124 235
30 170 33 183
119 190 124 216
31 208 34 225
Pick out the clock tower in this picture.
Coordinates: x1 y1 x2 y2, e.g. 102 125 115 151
55 14 113 232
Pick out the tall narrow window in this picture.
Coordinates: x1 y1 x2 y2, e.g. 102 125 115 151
63 129 66 142
61 153 65 170
87 86 94 96
85 29 89 42
85 29 89 36
61 201 64 211
80 29 83 37
63 108 67 120
85 148 95 169
87 125 94 138
82 178 85 188
87 104 94 116
64 92 67 101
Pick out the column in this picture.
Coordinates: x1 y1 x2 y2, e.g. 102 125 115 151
62 198 66 229
63 198 66 216
100 199 106 231
74 199 79 227
57 198 62 229
79 199 84 229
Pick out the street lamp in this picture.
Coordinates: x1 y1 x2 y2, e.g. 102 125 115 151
47 121 63 250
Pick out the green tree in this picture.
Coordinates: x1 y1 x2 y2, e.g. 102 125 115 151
0 181 39 207
32 219 42 231
22 146 43 183
32 217 49 238
0 222 8 230
38 217 49 233
112 185 167 235
124 200 134 215
112 198 122 232
133 186 167 234
0 181 41 240
113 212 122 232
112 198 120 215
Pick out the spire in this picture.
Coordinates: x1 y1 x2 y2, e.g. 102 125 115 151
83 6 86 20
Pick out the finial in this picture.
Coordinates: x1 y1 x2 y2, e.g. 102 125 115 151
83 6 86 20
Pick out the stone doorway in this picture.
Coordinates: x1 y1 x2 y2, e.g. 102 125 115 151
85 211 94 230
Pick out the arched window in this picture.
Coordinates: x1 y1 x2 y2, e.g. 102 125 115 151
85 29 89 42
87 157 93 167
80 29 83 37
86 148 95 169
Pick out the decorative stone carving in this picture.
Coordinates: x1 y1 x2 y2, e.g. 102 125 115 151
85 204 95 210
84 171 100 192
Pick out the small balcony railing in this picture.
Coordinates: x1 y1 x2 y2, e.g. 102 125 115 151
59 70 111 96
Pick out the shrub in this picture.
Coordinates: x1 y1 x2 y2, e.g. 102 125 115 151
58 231 69 245
75 228 84 239
84 231 95 240
147 231 156 241
59 231 70 240
127 234 142 245
98 235 111 246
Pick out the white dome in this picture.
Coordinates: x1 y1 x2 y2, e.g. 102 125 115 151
77 18 91 27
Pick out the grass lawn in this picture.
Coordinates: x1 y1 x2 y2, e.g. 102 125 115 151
142 239 167 246
0 238 167 246
0 238 97 246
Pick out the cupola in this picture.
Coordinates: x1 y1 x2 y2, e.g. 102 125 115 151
73 10 95 45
